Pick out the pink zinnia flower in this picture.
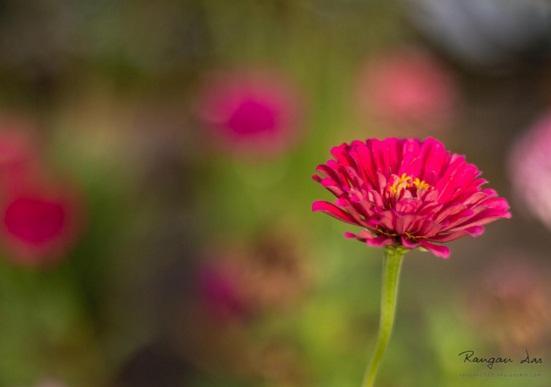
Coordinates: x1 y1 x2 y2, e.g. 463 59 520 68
509 112 551 229
356 51 456 130
196 70 303 157
312 137 511 258
1 180 83 266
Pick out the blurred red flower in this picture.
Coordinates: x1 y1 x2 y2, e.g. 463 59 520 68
312 137 510 258
197 260 249 321
0 118 85 266
356 50 456 130
196 70 304 157
0 178 84 267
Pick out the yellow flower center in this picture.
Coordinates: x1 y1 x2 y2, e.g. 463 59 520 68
388 173 430 197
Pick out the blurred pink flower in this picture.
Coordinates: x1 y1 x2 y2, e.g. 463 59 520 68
0 120 41 188
196 231 309 322
509 112 551 229
312 137 511 258
467 255 551 350
197 260 249 321
1 179 83 266
196 70 303 157
356 50 457 130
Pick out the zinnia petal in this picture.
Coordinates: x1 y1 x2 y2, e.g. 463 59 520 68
312 201 357 225
420 241 450 259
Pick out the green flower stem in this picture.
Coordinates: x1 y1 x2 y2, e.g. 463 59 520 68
362 246 406 387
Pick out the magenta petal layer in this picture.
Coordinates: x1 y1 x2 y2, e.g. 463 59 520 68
312 137 511 258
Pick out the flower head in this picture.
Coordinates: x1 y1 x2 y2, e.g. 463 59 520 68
197 70 303 157
312 137 511 258
1 179 83 266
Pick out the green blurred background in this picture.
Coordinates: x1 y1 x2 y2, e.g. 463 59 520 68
0 1 550 386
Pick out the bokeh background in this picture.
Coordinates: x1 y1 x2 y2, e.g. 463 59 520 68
0 1 551 387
